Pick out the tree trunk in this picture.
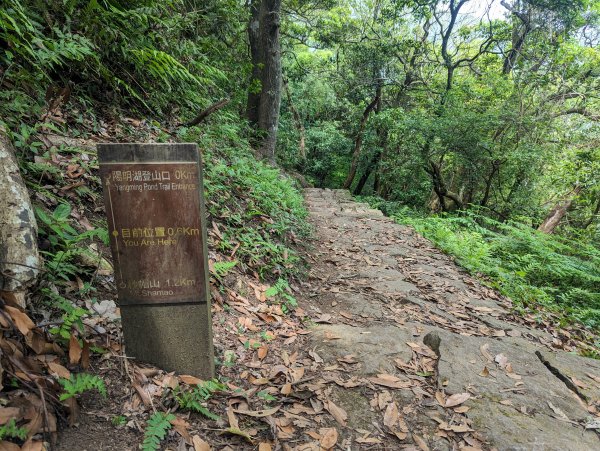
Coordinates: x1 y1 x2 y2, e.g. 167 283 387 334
246 0 261 126
424 159 463 212
480 160 500 207
246 0 282 162
501 0 532 75
353 150 381 196
257 0 282 161
0 128 41 307
537 185 583 234
283 78 306 161
343 85 382 189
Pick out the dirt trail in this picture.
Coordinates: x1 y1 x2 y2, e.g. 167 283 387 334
302 188 600 450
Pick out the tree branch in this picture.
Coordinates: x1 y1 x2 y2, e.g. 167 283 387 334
184 98 230 127
554 107 600 122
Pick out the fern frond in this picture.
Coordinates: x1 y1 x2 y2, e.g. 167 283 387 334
59 373 107 400
142 412 175 451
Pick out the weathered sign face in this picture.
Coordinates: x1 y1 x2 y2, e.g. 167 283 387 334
98 145 208 306
97 143 214 377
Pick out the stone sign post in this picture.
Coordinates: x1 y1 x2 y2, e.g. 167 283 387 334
98 143 214 378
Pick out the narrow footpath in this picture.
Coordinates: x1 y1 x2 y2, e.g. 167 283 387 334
302 188 600 450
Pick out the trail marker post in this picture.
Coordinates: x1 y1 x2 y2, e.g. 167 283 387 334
98 143 214 377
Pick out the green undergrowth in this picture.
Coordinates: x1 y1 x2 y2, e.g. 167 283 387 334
361 197 600 333
179 123 310 280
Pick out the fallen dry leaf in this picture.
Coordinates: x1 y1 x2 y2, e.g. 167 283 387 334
224 427 254 442
319 427 338 449
47 361 70 379
68 334 82 366
355 435 382 444
180 375 204 385
413 434 430 451
435 391 446 407
257 346 268 360
571 377 588 389
439 422 474 433
444 393 471 408
20 440 44 451
368 374 412 389
0 407 21 425
323 331 341 340
547 401 570 422
480 343 493 362
5 306 35 335
308 350 323 363
171 416 192 443
0 441 21 451
324 399 347 426
383 402 399 429
281 383 292 395
585 373 600 385
192 435 211 451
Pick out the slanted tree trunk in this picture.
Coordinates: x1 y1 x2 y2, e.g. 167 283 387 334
424 159 464 212
480 160 501 207
353 149 381 196
500 0 532 75
538 185 583 234
246 0 282 162
0 128 41 307
343 85 381 189
283 78 306 161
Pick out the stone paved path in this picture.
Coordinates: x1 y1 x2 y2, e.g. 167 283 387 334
303 188 600 450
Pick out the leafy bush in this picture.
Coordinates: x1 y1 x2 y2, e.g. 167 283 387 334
364 200 600 330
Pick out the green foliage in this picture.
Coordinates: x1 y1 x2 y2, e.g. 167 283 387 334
0 419 28 441
265 278 298 314
141 412 175 451
370 200 600 330
0 0 245 132
111 415 127 427
35 203 108 281
59 373 107 401
174 379 226 420
212 261 238 280
185 122 310 280
42 289 88 339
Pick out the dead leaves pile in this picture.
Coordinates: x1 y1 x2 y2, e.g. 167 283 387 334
0 291 99 450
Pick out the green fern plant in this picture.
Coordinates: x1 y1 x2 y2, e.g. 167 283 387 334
59 373 107 401
0 419 28 441
43 289 88 339
142 412 175 451
211 260 237 280
129 48 200 90
265 278 298 313
174 379 225 420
